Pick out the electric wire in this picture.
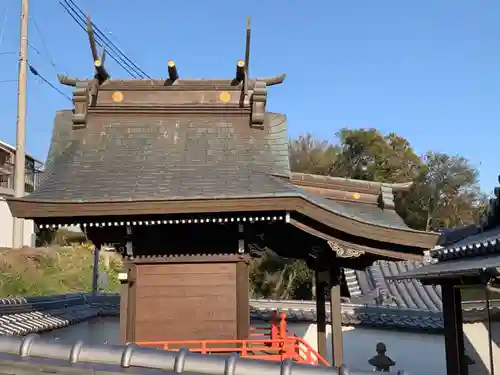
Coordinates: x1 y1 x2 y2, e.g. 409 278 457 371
0 5 15 84
58 1 138 78
30 15 58 75
28 42 41 55
64 0 149 78
29 65 72 101
0 5 9 50
59 0 149 78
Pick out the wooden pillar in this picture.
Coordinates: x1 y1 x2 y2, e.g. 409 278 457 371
125 264 137 342
91 244 100 296
119 271 129 344
442 283 466 375
329 265 343 367
235 260 250 340
315 268 327 359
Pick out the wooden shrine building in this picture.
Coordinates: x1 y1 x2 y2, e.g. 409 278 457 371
7 17 440 366
388 176 500 375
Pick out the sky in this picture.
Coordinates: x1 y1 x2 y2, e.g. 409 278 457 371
0 1 499 192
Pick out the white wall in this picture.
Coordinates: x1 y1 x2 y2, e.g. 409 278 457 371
464 321 500 375
287 322 446 375
0 198 35 248
287 322 500 375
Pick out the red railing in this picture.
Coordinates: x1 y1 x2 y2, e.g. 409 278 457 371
135 312 329 366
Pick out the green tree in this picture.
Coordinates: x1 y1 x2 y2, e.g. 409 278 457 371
250 130 487 299
289 133 339 175
332 128 422 183
401 152 486 230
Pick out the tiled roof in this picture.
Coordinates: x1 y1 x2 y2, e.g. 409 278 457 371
431 226 500 262
250 302 444 333
251 260 500 332
356 261 443 311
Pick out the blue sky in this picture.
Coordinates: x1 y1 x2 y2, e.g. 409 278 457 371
0 1 499 192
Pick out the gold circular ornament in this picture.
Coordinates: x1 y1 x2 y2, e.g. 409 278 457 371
353 193 361 200
112 91 124 103
219 91 231 103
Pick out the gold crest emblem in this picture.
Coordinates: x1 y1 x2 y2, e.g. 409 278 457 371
219 91 231 103
112 91 124 103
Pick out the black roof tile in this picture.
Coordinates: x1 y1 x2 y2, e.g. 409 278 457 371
251 259 500 332
431 226 500 261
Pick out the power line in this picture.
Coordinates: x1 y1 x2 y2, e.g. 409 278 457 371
58 1 137 78
30 15 58 75
59 0 149 78
64 0 149 78
28 42 41 55
0 5 9 49
29 65 71 101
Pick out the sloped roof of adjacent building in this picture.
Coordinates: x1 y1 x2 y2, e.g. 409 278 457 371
251 259 498 332
384 186 500 281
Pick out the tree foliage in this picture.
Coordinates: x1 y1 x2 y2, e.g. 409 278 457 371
250 128 487 299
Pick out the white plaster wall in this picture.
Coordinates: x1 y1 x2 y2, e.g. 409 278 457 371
286 322 446 375
286 322 500 375
464 321 500 375
0 198 35 248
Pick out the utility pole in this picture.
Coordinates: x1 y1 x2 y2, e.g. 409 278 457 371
12 0 29 249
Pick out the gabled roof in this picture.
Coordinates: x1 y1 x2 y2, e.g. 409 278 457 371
7 62 439 253
7 104 439 251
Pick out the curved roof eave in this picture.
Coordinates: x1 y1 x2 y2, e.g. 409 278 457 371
7 193 440 250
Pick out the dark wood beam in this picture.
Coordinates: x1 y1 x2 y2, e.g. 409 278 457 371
168 60 179 81
235 60 245 82
329 265 343 368
442 283 467 375
315 268 327 360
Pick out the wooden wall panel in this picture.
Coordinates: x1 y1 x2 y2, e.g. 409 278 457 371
133 263 237 342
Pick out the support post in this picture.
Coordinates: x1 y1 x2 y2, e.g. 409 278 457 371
91 245 100 296
118 271 129 344
329 265 343 367
315 268 327 359
12 0 29 249
442 283 466 375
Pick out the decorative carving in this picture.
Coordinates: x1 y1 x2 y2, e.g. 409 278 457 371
250 81 267 128
378 185 395 210
71 82 90 129
60 15 110 129
327 240 365 258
